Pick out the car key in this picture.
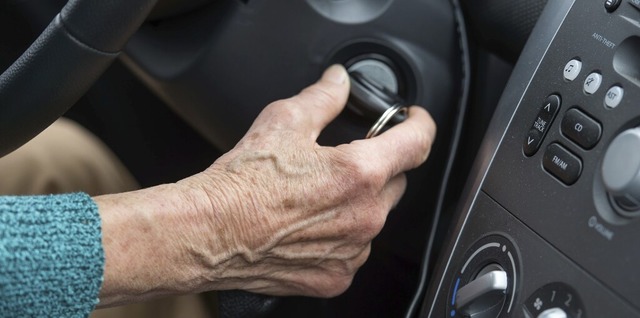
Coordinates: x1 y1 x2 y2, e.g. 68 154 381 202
347 71 408 138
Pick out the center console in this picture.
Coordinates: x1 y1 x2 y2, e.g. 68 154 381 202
422 0 640 316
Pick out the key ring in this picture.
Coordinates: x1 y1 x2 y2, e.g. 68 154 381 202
366 105 408 139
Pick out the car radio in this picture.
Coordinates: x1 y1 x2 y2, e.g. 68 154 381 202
422 0 640 317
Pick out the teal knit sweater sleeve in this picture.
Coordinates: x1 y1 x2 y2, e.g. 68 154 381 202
0 193 104 318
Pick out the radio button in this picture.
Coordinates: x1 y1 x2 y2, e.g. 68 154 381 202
561 108 602 150
524 95 561 156
543 143 582 185
563 59 582 81
605 86 624 109
583 72 602 95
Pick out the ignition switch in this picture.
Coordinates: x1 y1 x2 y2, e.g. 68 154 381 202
347 70 407 138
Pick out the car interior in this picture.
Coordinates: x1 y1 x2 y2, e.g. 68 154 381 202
1 0 637 317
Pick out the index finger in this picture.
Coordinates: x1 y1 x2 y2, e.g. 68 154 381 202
345 106 436 179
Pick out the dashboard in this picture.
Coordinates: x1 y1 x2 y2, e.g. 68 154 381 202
422 0 640 317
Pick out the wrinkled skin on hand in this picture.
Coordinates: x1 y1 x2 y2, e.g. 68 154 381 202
181 65 436 298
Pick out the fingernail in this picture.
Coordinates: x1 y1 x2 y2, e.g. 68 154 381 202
323 64 347 85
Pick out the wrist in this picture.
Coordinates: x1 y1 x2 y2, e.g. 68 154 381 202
175 171 252 286
177 170 238 254
177 169 277 292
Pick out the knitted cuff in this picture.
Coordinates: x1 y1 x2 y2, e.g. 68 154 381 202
0 193 104 318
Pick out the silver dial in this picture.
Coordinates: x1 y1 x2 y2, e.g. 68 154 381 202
602 127 640 216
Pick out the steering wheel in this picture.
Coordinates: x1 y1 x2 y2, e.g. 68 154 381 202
0 0 157 157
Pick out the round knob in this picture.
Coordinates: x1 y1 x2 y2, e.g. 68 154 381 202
537 307 568 318
455 264 508 318
602 128 640 215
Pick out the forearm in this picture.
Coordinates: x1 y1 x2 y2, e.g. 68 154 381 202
95 181 220 307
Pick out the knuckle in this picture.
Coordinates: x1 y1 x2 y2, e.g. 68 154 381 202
316 275 354 298
330 278 353 297
331 144 388 191
355 245 372 268
357 210 386 239
264 100 305 126
350 157 386 190
263 99 284 114
316 246 371 298
341 201 386 242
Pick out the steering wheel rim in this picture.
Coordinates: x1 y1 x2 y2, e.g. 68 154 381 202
0 0 157 157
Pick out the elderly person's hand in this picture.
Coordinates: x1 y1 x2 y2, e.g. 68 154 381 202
95 65 436 307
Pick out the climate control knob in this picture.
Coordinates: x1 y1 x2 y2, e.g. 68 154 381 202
537 307 568 318
602 127 640 216
448 236 518 318
455 264 508 317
